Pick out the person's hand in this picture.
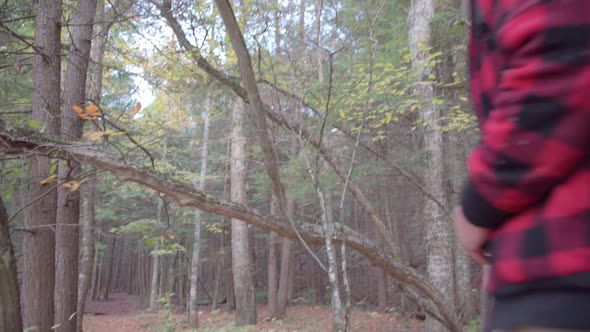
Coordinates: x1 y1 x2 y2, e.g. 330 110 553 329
454 206 491 264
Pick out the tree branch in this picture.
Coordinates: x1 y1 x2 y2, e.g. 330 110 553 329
0 121 461 332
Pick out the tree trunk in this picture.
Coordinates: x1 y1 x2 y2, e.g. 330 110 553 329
150 239 161 308
277 140 298 315
22 1 61 330
189 98 211 328
447 131 474 321
127 248 135 294
300 144 343 331
276 236 293 314
287 252 295 301
76 0 106 320
314 0 323 83
55 0 97 330
376 267 387 312
166 253 175 295
230 99 257 325
211 246 222 309
267 230 280 318
103 237 117 300
91 232 102 300
408 0 454 330
77 174 97 331
0 196 22 332
308 254 319 304
222 160 236 311
224 217 236 311
110 239 124 296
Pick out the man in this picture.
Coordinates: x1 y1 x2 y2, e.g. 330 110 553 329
454 0 590 331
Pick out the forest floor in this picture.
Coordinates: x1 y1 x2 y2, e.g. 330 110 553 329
84 292 423 332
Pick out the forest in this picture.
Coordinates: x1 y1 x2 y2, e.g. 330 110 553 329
0 0 479 331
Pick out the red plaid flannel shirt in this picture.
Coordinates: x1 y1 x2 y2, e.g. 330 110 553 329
462 0 590 294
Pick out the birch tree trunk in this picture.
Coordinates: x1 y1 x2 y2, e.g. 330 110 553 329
22 1 61 330
230 99 257 325
150 215 162 307
188 97 211 328
300 145 343 331
150 137 169 308
77 175 97 330
0 196 22 332
408 0 454 330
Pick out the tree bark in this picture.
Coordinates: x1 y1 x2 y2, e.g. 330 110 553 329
151 139 169 308
447 132 474 321
376 267 387 312
267 223 280 318
22 1 61 330
222 161 236 312
0 196 22 332
0 123 463 332
150 237 161 307
276 215 294 314
102 237 117 300
77 174 97 330
189 98 211 328
229 99 257 325
91 231 102 300
211 247 222 309
300 144 343 331
55 0 98 329
76 0 107 328
408 0 454 330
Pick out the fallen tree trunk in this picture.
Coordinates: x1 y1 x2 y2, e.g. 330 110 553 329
0 121 461 332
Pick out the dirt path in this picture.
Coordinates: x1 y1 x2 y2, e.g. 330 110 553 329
83 293 423 331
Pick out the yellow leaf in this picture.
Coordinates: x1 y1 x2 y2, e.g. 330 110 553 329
72 105 84 114
81 130 95 140
62 180 82 192
89 131 106 142
86 104 99 114
70 182 81 192
40 174 57 185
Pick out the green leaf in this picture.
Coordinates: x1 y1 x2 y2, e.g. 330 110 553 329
2 250 11 268
27 119 43 129
49 162 58 175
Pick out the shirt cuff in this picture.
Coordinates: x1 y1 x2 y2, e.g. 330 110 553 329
460 179 514 229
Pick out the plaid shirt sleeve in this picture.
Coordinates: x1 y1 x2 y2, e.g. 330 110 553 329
461 0 590 229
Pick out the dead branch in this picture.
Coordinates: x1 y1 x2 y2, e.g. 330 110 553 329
0 120 461 332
